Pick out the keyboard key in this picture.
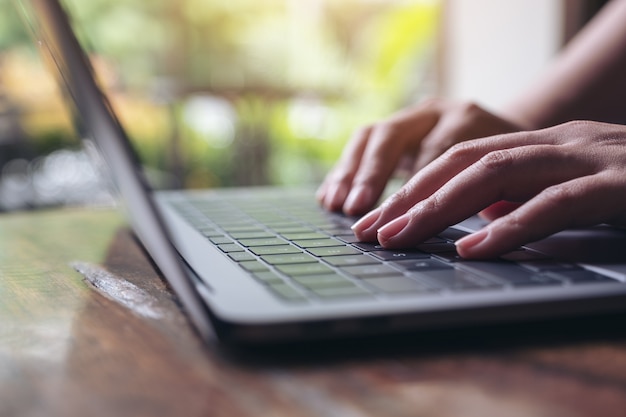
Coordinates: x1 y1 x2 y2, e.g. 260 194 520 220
271 225 311 234
372 250 429 261
262 253 318 265
363 276 434 294
239 260 271 273
432 251 463 263
249 216 287 224
308 246 362 257
323 254 380 267
293 238 345 248
500 249 551 262
437 228 470 242
229 231 275 239
222 224 262 233
210 236 232 245
249 245 302 256
268 283 307 301
239 237 286 247
200 228 223 238
342 264 404 278
228 252 256 262
417 242 458 253
422 237 447 244
311 285 372 299
393 258 452 271
335 234 360 243
282 232 328 240
320 226 354 235
292 273 354 289
218 243 244 253
276 262 335 276
352 242 386 252
301 217 332 227
253 271 285 285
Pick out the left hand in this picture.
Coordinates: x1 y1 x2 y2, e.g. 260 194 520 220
316 99 522 216
351 120 626 259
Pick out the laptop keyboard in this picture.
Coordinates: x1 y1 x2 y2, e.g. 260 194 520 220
168 192 620 303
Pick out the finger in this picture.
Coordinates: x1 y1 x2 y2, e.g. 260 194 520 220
414 103 522 172
478 201 522 221
353 141 486 241
413 115 466 172
456 172 626 258
318 126 372 212
342 108 439 215
377 144 592 248
353 131 542 241
412 103 488 171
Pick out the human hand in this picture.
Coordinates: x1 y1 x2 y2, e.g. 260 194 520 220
316 98 523 216
351 120 626 259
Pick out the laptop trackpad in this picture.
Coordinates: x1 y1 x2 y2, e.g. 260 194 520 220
528 226 626 273
457 217 626 275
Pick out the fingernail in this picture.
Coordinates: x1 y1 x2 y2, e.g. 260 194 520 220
344 185 374 215
352 207 382 234
377 214 410 242
455 229 489 255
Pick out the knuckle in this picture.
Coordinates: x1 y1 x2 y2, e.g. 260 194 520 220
441 141 481 163
383 186 413 208
562 120 595 130
550 120 598 144
409 193 443 216
492 208 532 237
370 121 401 142
504 211 527 230
454 101 483 117
477 149 514 172
419 138 446 155
541 184 579 207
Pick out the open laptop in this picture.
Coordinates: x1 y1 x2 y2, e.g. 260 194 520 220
16 0 626 345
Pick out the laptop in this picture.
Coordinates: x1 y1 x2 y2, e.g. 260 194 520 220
16 0 626 345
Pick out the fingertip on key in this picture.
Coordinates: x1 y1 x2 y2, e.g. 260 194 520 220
455 229 489 258
351 207 382 239
377 214 411 246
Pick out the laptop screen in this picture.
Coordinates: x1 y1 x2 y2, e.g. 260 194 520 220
16 0 217 340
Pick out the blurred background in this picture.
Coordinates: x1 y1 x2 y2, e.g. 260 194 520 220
0 0 439 211
0 0 607 212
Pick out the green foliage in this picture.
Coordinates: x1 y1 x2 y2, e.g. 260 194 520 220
2 0 439 188
0 0 31 49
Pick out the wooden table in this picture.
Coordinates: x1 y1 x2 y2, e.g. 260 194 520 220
2 208 626 417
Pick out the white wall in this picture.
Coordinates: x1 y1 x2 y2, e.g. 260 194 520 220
441 0 564 110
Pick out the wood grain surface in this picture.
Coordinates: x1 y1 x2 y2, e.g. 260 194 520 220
1 208 626 417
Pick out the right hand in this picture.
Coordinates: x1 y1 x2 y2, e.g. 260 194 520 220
316 98 525 216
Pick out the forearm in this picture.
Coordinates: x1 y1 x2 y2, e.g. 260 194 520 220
501 0 626 129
